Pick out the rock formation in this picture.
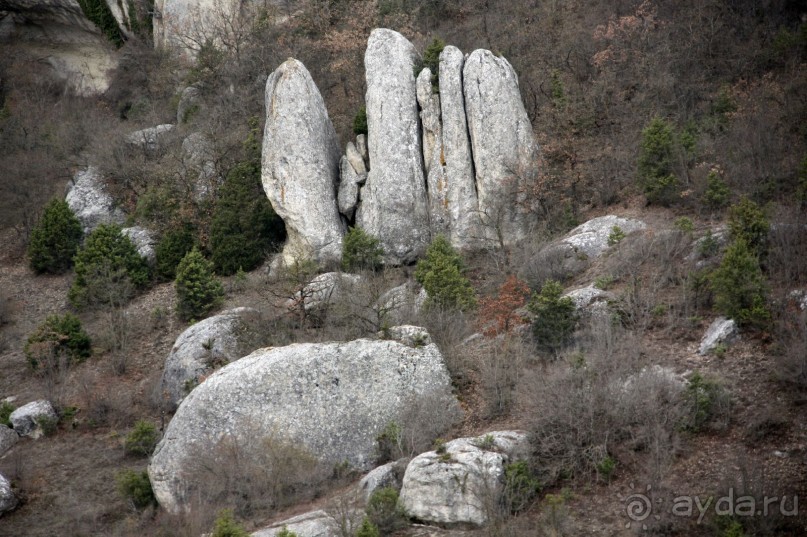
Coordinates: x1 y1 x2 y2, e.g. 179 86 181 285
0 472 17 515
356 29 430 265
399 431 531 526
9 400 57 439
122 226 157 264
417 68 449 238
463 49 539 245
65 167 126 234
159 307 264 408
148 327 460 513
0 426 18 457
262 58 344 266
699 317 738 355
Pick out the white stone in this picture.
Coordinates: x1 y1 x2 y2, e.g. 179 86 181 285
0 427 19 457
125 124 175 154
251 509 345 537
561 215 647 259
121 226 156 263
698 317 738 355
65 167 125 234
262 58 344 266
9 400 57 439
0 472 17 515
149 328 460 513
356 29 430 265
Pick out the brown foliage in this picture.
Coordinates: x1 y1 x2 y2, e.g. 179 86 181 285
477 275 530 337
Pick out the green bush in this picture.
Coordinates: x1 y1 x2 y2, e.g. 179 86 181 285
342 227 383 272
638 117 679 205
155 223 196 280
703 169 731 211
77 0 124 47
27 198 83 274
527 279 578 354
124 420 159 456
210 509 250 537
210 159 285 276
276 527 299 537
711 239 770 329
355 516 380 537
175 247 224 321
69 224 150 308
681 372 730 432
353 106 368 136
24 313 92 369
366 487 407 534
607 225 625 246
503 461 541 513
727 197 769 256
116 469 156 510
0 401 15 427
414 37 446 92
415 235 476 312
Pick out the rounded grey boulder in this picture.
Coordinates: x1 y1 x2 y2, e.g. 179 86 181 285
149 328 460 513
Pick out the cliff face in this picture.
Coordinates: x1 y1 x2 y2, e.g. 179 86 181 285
0 0 133 94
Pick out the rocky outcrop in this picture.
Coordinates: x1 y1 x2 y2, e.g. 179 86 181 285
0 0 126 94
358 459 406 502
560 215 647 259
176 84 202 123
252 509 347 537
375 282 426 325
159 307 264 408
0 426 18 457
698 317 738 355
125 124 175 155
439 45 480 249
121 226 156 264
262 58 344 266
337 156 364 221
181 132 220 200
0 472 17 515
399 431 530 526
564 285 614 318
463 50 538 246
65 167 126 234
9 400 57 439
149 328 460 513
417 68 449 237
356 29 430 265
290 272 362 312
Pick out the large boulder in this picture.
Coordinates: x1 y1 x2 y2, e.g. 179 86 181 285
463 50 539 246
439 45 481 249
560 215 647 259
356 29 430 265
9 400 57 439
159 307 264 408
121 226 157 264
252 509 349 537
289 272 363 313
698 317 738 355
399 431 531 527
149 328 460 513
125 124 175 155
358 459 406 503
0 472 17 515
65 167 126 234
337 156 364 221
262 58 344 266
0 426 19 457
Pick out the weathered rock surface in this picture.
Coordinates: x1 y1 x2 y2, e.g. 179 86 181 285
262 58 344 266
0 0 124 94
355 134 369 164
356 29 429 265
399 431 530 526
561 215 647 259
463 50 538 246
0 472 17 515
122 226 156 263
65 167 126 234
176 84 202 123
358 459 406 502
346 142 366 175
159 307 264 408
149 328 460 513
290 272 363 312
9 400 57 439
439 45 480 249
126 124 175 154
252 509 346 537
698 317 738 355
181 132 220 200
337 156 364 220
564 285 614 319
0 426 19 457
418 68 449 237
375 282 426 325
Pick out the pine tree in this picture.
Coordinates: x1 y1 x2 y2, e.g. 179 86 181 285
175 247 224 321
415 235 476 312
27 198 83 274
342 227 383 272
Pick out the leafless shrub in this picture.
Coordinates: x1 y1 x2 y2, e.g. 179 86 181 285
470 334 531 419
768 205 807 288
74 370 135 429
774 308 807 390
415 307 476 388
519 317 686 487
185 428 328 520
